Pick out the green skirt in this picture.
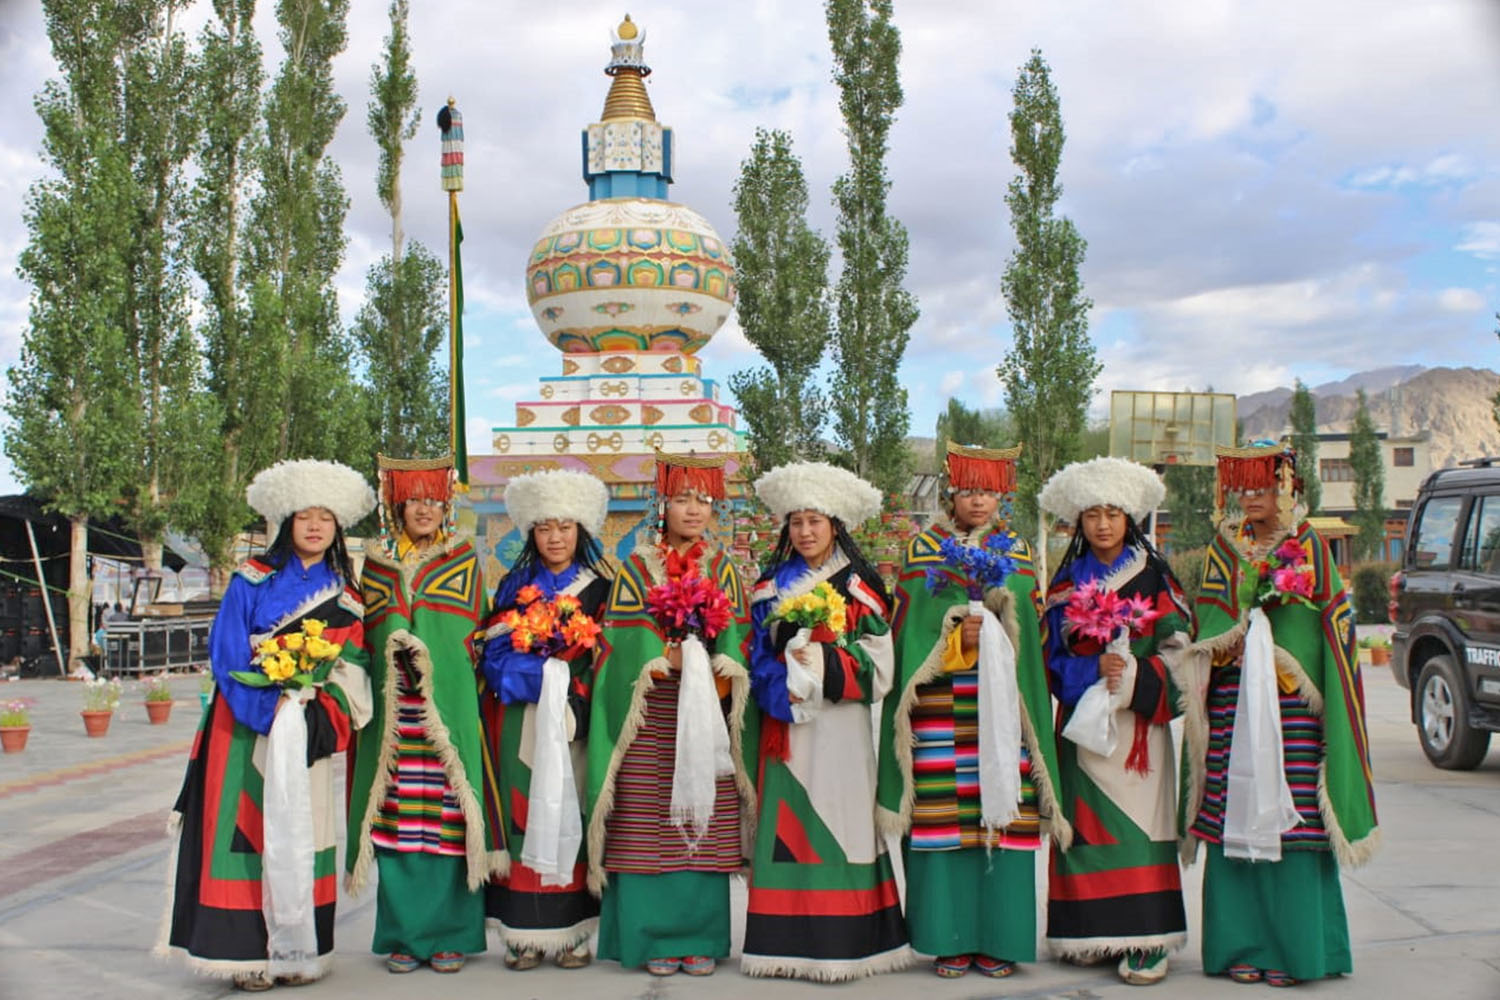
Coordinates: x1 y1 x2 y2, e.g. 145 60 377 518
1202 843 1351 980
372 849 486 959
903 844 1036 961
596 871 730 968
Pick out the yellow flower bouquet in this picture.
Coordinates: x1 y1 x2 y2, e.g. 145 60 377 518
766 582 849 646
231 618 344 690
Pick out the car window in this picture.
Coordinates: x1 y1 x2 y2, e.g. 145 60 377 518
1460 494 1500 575
1411 495 1464 569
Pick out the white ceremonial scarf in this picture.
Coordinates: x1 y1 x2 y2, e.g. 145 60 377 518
262 686 320 980
670 634 735 843
521 656 584 884
974 599 1024 832
1223 608 1301 861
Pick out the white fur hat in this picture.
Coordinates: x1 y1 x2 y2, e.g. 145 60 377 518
245 459 377 529
503 469 609 537
754 461 882 529
1038 456 1165 525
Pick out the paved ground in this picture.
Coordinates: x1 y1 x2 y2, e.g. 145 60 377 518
1 659 1497 999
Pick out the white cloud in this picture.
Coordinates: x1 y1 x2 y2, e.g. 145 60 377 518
939 370 965 396
1437 287 1485 312
1456 221 1500 260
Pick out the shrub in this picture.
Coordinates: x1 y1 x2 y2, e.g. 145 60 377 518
1167 547 1207 607
1351 562 1397 625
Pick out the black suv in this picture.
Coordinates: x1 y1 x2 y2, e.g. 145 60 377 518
1390 459 1500 769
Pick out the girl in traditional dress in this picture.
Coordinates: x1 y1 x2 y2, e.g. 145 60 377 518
157 460 375 992
476 469 612 970
876 443 1070 979
345 455 501 975
586 452 757 977
741 461 911 981
1037 457 1192 985
1181 443 1378 987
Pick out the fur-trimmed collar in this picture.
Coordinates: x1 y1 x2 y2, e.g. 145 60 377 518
631 539 720 586
1217 516 1300 563
363 529 473 573
932 511 1009 546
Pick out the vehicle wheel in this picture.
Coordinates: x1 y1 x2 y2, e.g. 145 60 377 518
1416 655 1491 770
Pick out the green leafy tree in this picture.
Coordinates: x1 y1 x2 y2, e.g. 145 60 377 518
825 0 918 494
244 0 369 465
728 128 831 473
1163 464 1216 552
5 0 147 669
934 399 1013 465
176 0 272 589
1288 378 1322 515
1350 388 1386 560
353 0 447 460
997 48 1101 574
119 0 201 573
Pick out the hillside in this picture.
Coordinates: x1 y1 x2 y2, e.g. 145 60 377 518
1239 366 1500 469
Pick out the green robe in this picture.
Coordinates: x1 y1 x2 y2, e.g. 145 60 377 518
876 522 1068 845
346 535 504 898
584 543 759 896
1180 518 1378 867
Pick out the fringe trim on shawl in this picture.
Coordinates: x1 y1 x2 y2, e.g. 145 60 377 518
877 587 1072 849
1046 931 1187 961
1318 763 1382 868
153 952 333 981
740 943 914 982
584 651 753 896
346 629 508 895
487 915 598 954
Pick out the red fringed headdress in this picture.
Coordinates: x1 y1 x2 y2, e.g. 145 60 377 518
654 450 727 501
377 454 457 555
1214 442 1301 521
379 454 455 507
944 441 1021 495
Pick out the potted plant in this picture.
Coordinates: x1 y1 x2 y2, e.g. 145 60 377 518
81 677 122 737
0 699 31 753
1368 635 1391 666
141 673 174 724
197 668 214 713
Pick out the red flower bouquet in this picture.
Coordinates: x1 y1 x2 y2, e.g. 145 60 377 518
1063 581 1162 645
1240 537 1317 610
645 575 733 642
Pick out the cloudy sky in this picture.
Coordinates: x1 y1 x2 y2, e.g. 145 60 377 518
1 0 1498 493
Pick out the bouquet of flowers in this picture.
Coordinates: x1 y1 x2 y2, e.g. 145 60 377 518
646 574 734 642
232 618 343 690
0 700 30 726
1063 581 1163 645
1241 537 1317 610
925 533 1018 599
493 584 602 658
765 582 849 646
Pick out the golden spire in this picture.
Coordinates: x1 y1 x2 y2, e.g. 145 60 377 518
602 71 655 121
601 13 655 121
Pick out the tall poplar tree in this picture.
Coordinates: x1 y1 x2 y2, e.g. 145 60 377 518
728 127 831 473
1349 389 1386 560
353 0 447 460
934 399 1012 465
997 48 1100 570
1288 378 1322 515
245 0 368 465
1163 465 1216 551
5 0 144 669
175 0 272 588
121 0 200 572
825 0 918 493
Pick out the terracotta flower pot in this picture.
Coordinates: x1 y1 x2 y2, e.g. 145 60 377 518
1370 646 1390 666
80 709 113 738
144 700 173 725
0 725 30 753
